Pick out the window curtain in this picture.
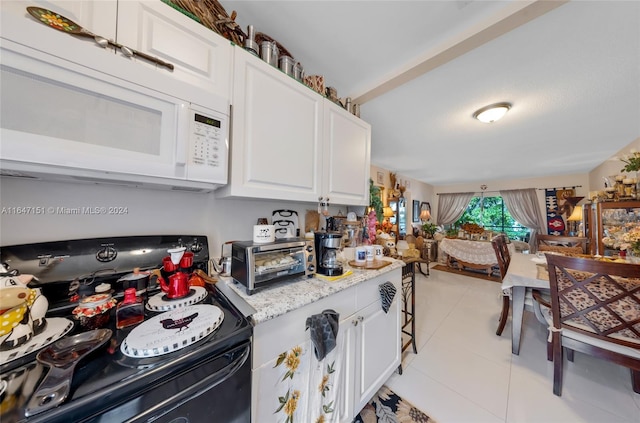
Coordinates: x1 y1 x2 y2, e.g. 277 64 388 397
436 192 475 226
500 188 546 253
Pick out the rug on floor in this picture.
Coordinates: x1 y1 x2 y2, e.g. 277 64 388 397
432 264 500 283
353 385 435 423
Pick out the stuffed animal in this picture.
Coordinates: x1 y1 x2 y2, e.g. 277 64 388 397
0 266 47 349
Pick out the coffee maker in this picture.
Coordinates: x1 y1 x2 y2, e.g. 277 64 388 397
314 231 344 276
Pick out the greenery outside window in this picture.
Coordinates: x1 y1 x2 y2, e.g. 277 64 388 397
453 196 529 241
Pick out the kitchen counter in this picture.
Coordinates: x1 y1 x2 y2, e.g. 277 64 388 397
216 258 404 324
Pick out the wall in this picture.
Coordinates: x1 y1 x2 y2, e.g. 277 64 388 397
0 177 353 258
588 137 640 193
370 164 435 233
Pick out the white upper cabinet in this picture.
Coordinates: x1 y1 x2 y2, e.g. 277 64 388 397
323 100 371 206
218 47 323 202
218 46 371 206
0 1 117 62
116 1 232 102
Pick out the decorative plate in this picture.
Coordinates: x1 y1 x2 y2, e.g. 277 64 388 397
121 304 223 358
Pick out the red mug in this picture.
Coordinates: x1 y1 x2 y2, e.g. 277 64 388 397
179 252 194 269
159 272 190 299
162 256 177 273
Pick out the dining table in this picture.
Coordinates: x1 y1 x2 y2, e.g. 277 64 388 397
502 252 550 355
439 238 516 274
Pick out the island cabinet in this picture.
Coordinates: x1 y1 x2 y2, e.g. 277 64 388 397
217 47 371 206
251 269 401 423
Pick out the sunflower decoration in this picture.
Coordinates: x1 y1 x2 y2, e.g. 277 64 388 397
27 7 78 32
273 345 302 380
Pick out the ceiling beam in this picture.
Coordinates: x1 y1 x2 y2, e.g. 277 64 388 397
353 0 569 104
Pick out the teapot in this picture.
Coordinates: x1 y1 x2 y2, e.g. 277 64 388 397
158 271 190 299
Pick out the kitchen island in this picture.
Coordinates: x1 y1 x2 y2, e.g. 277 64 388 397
217 259 403 423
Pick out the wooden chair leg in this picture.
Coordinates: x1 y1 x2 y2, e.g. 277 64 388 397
496 294 510 336
552 332 563 396
632 369 640 394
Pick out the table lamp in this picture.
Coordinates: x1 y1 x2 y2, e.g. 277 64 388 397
419 209 431 224
567 206 583 236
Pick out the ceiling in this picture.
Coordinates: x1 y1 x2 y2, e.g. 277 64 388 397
222 0 640 186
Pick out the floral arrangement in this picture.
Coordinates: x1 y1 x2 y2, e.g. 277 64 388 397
620 149 640 173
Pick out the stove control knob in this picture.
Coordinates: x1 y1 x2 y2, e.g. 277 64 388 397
190 239 203 253
96 246 117 262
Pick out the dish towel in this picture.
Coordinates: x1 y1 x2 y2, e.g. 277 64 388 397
378 281 396 313
305 309 339 361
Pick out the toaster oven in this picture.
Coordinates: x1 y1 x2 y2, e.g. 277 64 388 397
231 239 316 295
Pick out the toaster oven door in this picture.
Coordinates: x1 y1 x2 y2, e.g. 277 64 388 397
253 246 306 284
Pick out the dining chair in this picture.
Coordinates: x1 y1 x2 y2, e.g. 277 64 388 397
534 254 640 396
491 235 511 336
536 235 588 254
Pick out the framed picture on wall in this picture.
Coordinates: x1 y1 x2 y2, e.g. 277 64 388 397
412 200 420 222
376 171 384 185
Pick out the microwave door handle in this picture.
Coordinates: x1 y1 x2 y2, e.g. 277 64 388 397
175 103 190 166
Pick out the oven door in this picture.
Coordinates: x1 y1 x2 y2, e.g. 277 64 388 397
91 341 251 423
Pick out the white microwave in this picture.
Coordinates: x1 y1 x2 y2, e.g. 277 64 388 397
0 40 229 191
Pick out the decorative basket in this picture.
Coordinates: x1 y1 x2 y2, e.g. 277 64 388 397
164 0 245 45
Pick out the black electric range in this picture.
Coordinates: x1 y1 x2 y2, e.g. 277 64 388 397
0 235 252 423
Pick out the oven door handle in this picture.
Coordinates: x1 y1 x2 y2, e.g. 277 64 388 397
125 342 250 423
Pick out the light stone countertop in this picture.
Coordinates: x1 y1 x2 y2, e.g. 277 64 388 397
217 258 404 325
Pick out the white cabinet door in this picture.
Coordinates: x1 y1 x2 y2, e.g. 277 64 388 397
116 1 232 104
354 290 401 413
252 340 313 423
0 0 117 64
221 48 322 202
322 100 371 206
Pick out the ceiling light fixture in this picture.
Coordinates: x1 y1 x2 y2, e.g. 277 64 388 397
473 102 511 123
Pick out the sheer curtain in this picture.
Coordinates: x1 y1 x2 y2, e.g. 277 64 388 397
436 192 475 226
500 188 546 253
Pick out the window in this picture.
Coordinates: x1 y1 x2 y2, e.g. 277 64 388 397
454 196 529 240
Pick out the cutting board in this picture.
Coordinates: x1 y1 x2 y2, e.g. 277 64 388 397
348 260 392 270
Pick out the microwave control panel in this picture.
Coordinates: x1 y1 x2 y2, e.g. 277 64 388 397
187 111 228 183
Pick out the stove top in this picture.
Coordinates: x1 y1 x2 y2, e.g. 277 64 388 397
0 235 253 422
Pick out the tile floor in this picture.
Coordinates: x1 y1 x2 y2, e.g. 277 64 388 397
385 265 640 423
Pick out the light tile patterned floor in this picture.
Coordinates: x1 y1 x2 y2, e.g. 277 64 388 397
385 265 640 423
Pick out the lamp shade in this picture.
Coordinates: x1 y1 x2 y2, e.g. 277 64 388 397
419 209 431 221
567 206 583 222
383 207 394 218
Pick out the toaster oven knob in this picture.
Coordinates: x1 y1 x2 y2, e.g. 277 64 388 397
306 244 314 252
307 264 315 273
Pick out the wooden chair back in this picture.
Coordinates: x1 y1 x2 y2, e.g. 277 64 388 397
491 235 510 280
545 254 640 348
537 235 588 254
